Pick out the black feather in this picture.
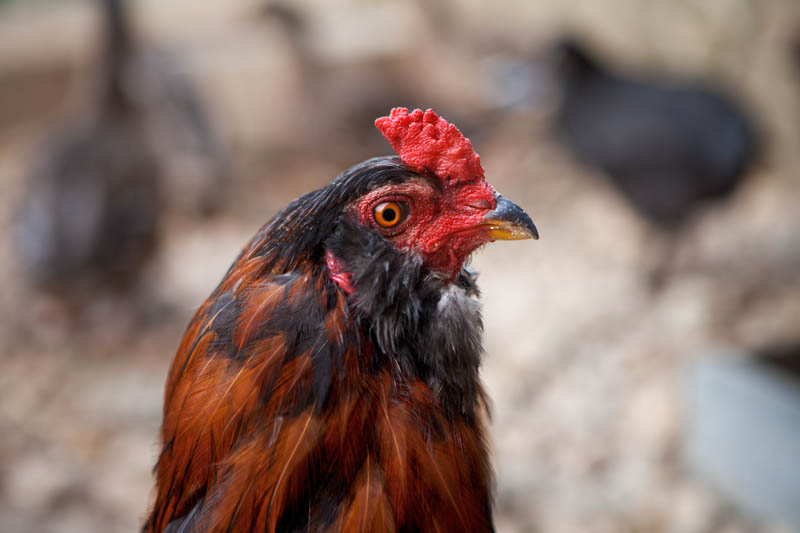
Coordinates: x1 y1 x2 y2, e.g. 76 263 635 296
325 217 484 418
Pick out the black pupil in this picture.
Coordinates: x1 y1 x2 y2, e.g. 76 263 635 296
382 207 397 222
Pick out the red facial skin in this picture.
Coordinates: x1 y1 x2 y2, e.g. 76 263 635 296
344 177 497 281
325 251 355 294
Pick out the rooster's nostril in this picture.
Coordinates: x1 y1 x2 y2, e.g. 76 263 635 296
467 198 492 210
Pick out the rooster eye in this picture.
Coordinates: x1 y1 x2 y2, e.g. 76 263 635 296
373 201 407 229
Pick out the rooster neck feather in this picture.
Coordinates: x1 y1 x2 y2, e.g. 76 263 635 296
326 217 485 418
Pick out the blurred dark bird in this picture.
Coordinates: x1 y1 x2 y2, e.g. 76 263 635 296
144 108 537 532
15 0 228 306
15 0 160 300
553 39 757 230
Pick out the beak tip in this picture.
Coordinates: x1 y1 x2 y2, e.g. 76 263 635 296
484 194 539 242
530 221 540 240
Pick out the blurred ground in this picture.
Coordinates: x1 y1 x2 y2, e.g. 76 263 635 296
1 0 799 532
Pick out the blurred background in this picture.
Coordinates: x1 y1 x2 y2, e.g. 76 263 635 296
0 0 799 531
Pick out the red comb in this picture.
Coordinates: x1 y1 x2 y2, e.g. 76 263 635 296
375 108 485 184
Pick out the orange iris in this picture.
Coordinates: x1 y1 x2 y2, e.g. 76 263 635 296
373 202 404 228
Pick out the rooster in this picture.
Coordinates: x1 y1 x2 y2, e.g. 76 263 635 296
144 108 537 532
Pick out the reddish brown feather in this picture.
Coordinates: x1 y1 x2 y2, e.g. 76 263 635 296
339 457 396 533
145 230 494 531
208 407 322 532
232 283 285 352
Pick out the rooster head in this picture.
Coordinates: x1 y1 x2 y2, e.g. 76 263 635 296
327 108 536 285
252 107 537 294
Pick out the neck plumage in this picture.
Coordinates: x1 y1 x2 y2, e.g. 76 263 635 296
325 217 486 418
